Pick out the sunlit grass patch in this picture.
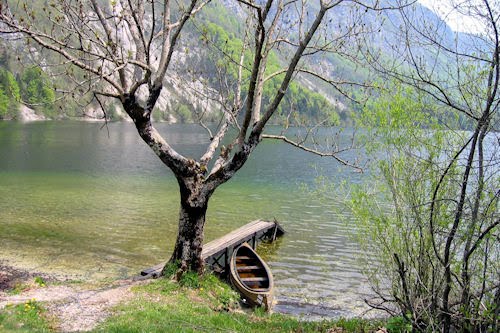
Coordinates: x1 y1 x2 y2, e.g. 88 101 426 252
0 299 53 333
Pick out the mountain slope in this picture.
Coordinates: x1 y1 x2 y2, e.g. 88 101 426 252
0 0 478 124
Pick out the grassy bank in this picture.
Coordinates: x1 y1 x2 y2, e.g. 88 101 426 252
0 273 405 332
93 274 379 333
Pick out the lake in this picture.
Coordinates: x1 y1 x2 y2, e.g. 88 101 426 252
0 121 372 318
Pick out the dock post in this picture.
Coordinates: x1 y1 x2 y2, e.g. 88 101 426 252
224 245 234 276
273 223 280 240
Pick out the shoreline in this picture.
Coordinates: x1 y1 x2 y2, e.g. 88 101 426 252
0 264 388 332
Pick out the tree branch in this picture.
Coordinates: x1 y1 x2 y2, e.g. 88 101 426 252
262 134 363 171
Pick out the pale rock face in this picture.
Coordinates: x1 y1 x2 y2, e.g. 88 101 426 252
78 19 220 123
18 104 46 122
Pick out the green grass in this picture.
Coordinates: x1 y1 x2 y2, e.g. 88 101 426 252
0 300 52 333
93 274 379 333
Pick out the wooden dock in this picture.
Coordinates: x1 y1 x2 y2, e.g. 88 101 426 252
141 219 285 277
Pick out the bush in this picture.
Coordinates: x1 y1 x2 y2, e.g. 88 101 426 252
347 82 499 332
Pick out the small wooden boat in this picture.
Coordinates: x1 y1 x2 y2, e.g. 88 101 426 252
229 242 273 310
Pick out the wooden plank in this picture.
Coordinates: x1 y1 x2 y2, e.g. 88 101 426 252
201 220 275 258
141 219 284 276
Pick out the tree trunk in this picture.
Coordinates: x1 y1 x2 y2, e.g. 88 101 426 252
165 176 212 276
167 199 208 275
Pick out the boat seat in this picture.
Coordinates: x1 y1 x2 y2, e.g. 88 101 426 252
237 265 260 271
236 256 253 260
240 277 267 282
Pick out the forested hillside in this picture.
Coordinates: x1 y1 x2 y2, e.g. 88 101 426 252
0 0 471 123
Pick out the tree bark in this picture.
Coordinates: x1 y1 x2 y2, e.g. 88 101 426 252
168 198 208 274
166 176 212 275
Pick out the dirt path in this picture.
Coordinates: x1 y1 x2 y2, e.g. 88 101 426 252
0 264 147 332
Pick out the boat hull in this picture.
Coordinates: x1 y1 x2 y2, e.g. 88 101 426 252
229 242 273 310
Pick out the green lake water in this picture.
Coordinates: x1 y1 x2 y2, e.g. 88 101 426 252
0 121 371 318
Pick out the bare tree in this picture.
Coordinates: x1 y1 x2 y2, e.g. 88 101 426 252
0 0 399 275
354 0 499 331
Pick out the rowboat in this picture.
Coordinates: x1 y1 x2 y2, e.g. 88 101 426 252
229 242 273 310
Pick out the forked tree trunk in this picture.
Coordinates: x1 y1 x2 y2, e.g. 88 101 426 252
128 110 214 276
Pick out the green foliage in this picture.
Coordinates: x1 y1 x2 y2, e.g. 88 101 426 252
358 82 441 152
152 101 194 123
281 83 340 126
175 103 193 123
349 84 458 325
33 277 46 287
1 69 21 102
0 88 10 118
200 21 250 79
0 68 21 119
19 66 56 117
347 80 499 331
200 2 242 36
386 316 412 333
0 300 52 333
